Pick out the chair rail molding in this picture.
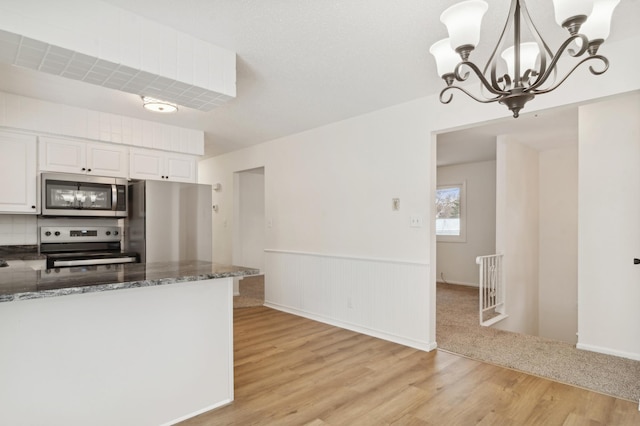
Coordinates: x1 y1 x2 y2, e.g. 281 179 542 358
263 249 434 351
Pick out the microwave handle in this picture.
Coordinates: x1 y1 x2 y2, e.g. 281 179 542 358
111 184 118 211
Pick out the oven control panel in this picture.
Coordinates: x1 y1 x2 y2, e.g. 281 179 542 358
40 226 123 243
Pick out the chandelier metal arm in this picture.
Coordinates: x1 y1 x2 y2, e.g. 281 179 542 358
439 84 501 105
485 0 518 90
455 61 509 97
529 55 609 95
528 34 589 92
517 0 554 87
431 0 617 118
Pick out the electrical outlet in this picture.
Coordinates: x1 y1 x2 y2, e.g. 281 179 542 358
410 215 423 227
392 198 400 211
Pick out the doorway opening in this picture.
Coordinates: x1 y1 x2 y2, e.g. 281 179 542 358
232 167 266 308
435 106 579 349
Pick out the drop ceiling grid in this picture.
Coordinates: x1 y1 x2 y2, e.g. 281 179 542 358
1 30 232 112
0 0 237 112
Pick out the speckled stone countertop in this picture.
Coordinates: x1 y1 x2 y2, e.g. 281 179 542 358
0 260 259 303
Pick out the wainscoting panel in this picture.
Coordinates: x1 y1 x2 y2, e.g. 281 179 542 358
264 250 434 351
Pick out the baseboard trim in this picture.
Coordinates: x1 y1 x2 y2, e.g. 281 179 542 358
162 398 233 426
576 343 640 361
264 301 437 352
437 279 478 287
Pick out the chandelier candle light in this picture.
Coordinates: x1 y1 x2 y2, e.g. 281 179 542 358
429 0 620 118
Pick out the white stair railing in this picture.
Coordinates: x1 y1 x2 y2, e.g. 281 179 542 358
476 254 508 326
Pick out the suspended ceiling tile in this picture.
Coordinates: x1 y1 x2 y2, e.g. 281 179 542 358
0 0 236 111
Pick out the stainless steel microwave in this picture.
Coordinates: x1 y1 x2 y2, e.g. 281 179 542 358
41 173 128 217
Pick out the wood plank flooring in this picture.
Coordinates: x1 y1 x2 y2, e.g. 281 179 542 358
179 307 640 425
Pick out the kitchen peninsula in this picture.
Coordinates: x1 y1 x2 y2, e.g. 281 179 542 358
0 260 259 426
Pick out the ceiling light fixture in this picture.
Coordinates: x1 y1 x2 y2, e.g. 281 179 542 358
141 96 178 113
429 0 620 118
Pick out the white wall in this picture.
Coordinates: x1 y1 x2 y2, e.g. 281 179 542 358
436 160 496 286
200 99 435 350
538 144 578 344
495 137 539 336
235 168 265 270
200 144 267 266
577 91 640 360
198 35 640 353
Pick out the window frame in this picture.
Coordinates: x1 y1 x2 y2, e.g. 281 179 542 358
435 181 467 243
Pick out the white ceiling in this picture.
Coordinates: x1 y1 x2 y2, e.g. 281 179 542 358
0 0 638 158
437 105 579 166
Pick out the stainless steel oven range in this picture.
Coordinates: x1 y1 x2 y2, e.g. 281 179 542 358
40 226 139 269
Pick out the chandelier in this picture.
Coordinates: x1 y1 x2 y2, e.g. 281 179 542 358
429 0 620 118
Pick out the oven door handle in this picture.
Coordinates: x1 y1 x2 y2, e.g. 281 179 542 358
52 257 138 267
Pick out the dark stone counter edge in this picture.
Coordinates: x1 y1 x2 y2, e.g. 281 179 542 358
0 269 259 303
0 245 44 261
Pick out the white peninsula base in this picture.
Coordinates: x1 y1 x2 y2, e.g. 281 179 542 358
0 278 233 426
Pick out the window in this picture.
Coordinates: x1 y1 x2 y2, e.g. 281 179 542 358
436 182 466 242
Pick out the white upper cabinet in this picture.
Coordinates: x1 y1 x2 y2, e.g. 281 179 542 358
86 143 129 177
0 131 38 213
39 137 128 178
130 148 197 183
129 148 163 180
166 154 197 182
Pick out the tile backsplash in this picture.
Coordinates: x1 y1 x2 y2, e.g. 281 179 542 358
0 215 38 245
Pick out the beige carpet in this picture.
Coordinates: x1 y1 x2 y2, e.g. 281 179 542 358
233 274 265 309
437 282 640 402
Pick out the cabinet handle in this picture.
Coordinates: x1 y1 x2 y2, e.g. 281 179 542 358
87 169 92 172
81 167 86 171
31 205 36 209
635 258 640 265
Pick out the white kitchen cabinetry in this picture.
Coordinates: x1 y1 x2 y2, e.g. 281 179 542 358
129 148 197 183
39 137 129 178
0 131 38 213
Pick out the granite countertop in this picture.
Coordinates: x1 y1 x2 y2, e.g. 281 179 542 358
0 260 259 303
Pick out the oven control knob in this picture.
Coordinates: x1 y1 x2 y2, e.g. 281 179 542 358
54 231 60 236
106 231 111 236
45 231 51 236
114 231 119 236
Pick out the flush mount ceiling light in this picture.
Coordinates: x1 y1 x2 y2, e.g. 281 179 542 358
429 0 620 118
141 96 178 113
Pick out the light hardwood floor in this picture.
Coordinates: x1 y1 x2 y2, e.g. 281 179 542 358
180 306 640 425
